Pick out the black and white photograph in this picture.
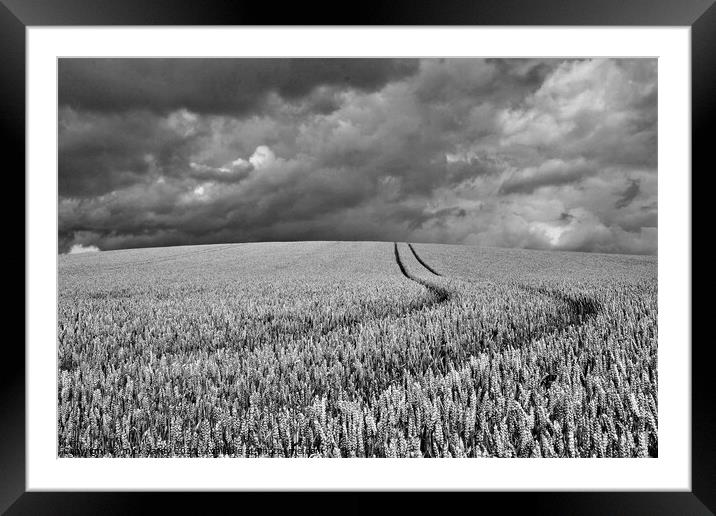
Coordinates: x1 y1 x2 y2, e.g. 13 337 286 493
57 57 658 459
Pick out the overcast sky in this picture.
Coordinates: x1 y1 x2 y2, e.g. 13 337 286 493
58 58 657 255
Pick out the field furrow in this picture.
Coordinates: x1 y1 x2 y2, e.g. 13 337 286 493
394 242 451 304
408 243 441 276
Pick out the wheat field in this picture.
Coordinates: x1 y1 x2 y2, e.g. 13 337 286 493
57 241 657 458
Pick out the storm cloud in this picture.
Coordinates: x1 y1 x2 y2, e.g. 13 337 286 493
59 59 420 115
59 58 657 255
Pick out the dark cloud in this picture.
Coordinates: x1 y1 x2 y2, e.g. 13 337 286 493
59 58 420 115
615 179 641 209
58 58 658 255
445 157 501 185
59 109 200 197
414 58 559 106
499 159 597 195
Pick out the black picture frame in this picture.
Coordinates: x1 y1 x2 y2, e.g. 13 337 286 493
5 0 713 513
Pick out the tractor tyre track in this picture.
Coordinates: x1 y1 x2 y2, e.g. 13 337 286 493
393 244 602 358
394 243 451 304
408 243 441 276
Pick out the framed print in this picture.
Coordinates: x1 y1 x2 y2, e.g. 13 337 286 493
6 0 714 513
